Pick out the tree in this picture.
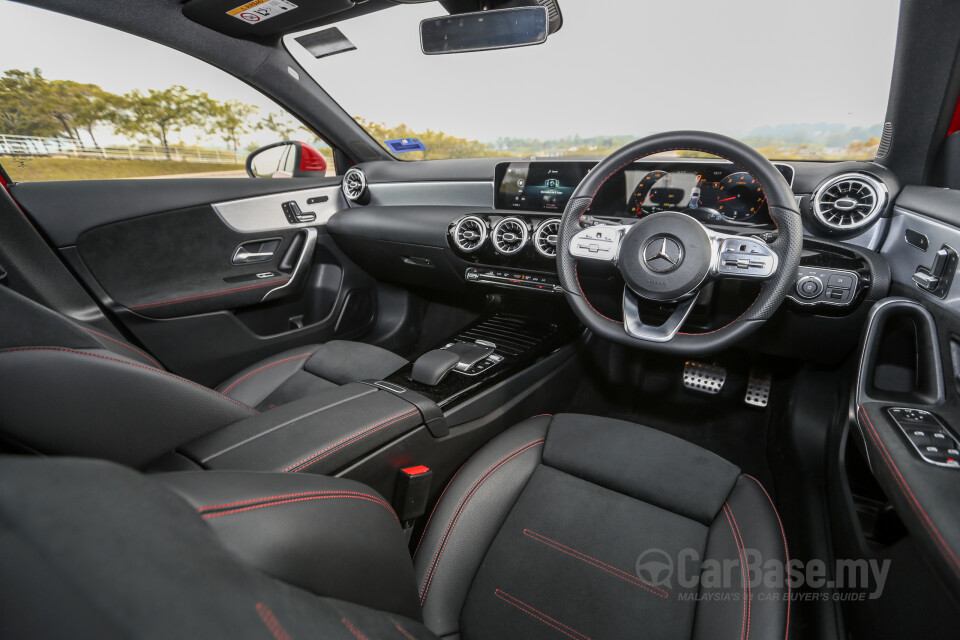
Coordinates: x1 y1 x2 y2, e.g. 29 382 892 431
0 68 63 138
73 86 121 151
257 112 300 141
113 85 211 158
207 99 258 158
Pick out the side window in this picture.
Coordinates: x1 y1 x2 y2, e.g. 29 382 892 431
0 2 334 182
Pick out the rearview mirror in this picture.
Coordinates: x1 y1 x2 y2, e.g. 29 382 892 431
246 141 328 178
420 6 548 55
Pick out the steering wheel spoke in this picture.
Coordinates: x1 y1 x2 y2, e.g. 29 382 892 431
622 287 699 343
568 224 630 264
706 230 778 282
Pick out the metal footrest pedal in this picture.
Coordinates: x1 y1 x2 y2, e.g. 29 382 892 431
745 368 772 408
682 361 727 395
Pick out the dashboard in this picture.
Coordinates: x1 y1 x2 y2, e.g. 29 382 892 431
495 160 796 230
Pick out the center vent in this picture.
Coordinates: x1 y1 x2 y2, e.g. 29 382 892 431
452 216 488 253
534 218 561 257
812 173 888 232
342 167 368 204
492 217 529 255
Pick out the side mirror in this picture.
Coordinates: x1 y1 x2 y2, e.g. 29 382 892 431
420 6 549 55
246 141 328 178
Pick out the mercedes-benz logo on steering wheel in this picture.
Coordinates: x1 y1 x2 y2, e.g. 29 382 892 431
643 236 684 273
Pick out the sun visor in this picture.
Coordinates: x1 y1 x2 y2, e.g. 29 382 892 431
182 0 356 40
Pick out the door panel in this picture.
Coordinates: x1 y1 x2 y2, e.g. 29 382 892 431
830 185 960 636
10 177 382 386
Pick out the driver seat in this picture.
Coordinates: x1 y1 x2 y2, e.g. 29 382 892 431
0 414 789 639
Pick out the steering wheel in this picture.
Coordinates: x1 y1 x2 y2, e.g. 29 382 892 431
557 131 802 354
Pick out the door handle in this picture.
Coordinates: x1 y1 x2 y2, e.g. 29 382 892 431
232 238 281 265
262 228 318 302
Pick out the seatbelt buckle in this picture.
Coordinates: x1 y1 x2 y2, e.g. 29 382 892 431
394 465 433 526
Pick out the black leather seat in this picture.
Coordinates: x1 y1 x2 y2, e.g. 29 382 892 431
0 285 407 466
0 414 790 639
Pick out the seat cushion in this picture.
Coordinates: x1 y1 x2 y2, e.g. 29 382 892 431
0 456 438 640
413 413 789 640
216 341 407 410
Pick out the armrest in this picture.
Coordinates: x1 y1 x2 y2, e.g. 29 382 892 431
158 470 422 621
178 382 424 474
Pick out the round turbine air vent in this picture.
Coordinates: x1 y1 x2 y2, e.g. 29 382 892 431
812 173 888 232
534 218 561 257
342 167 368 204
492 217 529 255
452 216 488 253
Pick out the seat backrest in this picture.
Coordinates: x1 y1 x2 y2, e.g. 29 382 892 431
0 286 257 467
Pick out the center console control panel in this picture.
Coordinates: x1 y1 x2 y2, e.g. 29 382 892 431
788 266 860 306
465 267 562 294
887 407 960 468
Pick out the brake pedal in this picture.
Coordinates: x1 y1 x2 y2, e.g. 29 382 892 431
745 369 772 408
683 361 727 395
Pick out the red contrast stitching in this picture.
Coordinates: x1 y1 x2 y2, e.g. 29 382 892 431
340 617 368 640
523 529 667 598
129 279 287 310
200 493 399 524
419 439 546 605
284 409 419 472
221 354 313 394
723 504 748 640
726 502 752 640
858 406 960 577
255 603 292 640
0 347 257 413
80 327 162 369
743 474 790 640
197 489 393 513
413 415 554 559
394 624 418 640
494 589 591 640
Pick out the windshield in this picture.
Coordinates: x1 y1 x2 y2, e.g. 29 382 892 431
286 0 901 162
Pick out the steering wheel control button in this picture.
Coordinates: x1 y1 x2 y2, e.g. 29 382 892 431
796 276 823 299
716 237 775 277
887 408 960 468
569 225 625 262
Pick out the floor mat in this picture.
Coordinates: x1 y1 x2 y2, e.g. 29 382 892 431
561 351 776 488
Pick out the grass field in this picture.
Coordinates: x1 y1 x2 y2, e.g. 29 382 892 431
2 157 245 182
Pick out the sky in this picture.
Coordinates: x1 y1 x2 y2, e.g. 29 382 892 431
287 0 902 141
0 0 901 146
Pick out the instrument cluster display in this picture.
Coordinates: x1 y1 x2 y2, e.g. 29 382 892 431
625 166 766 222
494 160 792 229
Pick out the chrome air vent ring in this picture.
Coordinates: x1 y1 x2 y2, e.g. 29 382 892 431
534 218 561 257
453 216 488 253
812 172 887 232
342 167 368 203
492 217 529 255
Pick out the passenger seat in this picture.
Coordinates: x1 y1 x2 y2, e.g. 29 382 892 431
0 285 407 467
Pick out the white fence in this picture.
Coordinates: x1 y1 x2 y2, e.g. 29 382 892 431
0 133 241 164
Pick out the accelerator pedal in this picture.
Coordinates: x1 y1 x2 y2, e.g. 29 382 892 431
745 368 772 408
682 361 727 395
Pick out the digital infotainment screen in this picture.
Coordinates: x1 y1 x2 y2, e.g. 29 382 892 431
495 162 593 212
